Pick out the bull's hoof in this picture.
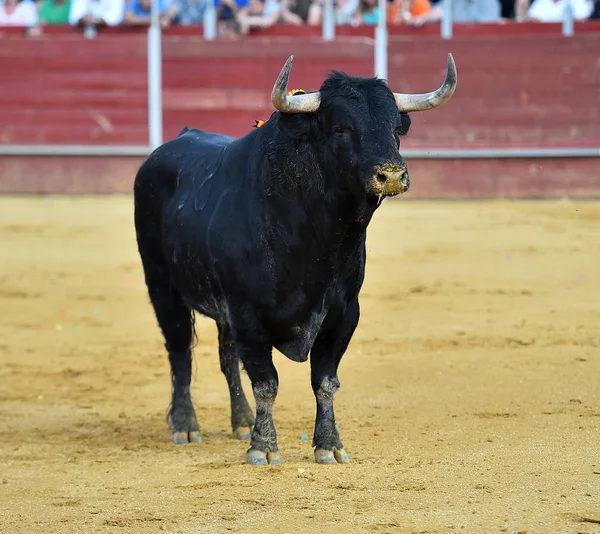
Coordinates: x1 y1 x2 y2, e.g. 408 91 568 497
246 448 281 465
233 426 252 440
314 447 350 464
173 431 202 444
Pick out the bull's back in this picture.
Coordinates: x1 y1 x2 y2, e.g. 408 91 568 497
134 127 255 321
134 128 235 211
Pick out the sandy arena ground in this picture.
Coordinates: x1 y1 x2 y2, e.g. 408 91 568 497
0 196 599 534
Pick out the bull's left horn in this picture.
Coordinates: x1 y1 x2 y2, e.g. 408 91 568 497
271 56 321 114
393 53 458 112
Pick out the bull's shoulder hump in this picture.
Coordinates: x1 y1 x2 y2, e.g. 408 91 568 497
176 128 236 149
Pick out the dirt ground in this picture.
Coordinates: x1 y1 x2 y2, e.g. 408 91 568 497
0 196 599 534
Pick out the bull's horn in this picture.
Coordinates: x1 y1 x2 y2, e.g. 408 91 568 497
271 55 321 114
393 53 458 112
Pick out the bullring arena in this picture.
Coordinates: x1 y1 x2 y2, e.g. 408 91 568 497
1 18 600 534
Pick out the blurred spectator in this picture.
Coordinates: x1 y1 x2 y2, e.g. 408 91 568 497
239 0 302 31
215 0 247 37
358 0 380 23
306 0 324 24
500 0 515 17
69 0 124 36
123 0 179 27
39 0 72 23
241 0 279 29
337 0 359 22
590 0 600 16
514 0 529 17
176 0 207 24
279 0 304 21
407 0 500 24
289 0 311 20
392 0 431 22
307 0 360 25
0 0 38 26
525 0 592 20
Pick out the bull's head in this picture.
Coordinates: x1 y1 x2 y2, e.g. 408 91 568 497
270 55 457 203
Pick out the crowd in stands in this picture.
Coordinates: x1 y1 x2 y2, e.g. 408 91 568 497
1 0 598 37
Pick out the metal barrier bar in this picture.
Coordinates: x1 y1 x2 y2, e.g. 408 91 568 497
2 146 598 158
562 0 574 36
441 0 452 39
322 0 335 41
147 0 163 149
402 147 600 158
204 0 217 40
374 0 388 79
0 146 152 156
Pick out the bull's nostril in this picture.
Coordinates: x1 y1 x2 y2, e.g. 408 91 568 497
376 173 387 184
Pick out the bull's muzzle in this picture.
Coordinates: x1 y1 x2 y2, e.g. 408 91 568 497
371 164 410 197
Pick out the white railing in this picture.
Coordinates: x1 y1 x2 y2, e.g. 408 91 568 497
374 0 388 79
323 0 336 40
148 0 163 150
2 145 598 158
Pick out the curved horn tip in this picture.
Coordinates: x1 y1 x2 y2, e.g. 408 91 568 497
277 56 294 76
281 55 294 75
446 53 457 79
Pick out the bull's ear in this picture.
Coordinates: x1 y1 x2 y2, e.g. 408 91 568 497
276 112 314 139
399 112 411 136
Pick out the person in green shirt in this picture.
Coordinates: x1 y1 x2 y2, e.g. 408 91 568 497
38 0 72 24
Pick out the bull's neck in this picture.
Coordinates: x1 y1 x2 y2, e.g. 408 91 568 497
258 131 375 250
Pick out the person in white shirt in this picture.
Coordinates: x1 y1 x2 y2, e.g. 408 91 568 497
0 0 38 26
526 0 592 21
69 0 124 36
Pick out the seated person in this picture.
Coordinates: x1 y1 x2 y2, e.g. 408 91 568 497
176 0 207 24
39 0 72 24
69 0 124 36
239 0 302 30
337 0 359 23
526 0 592 20
123 0 179 27
0 0 38 26
279 0 304 22
307 0 360 25
357 0 380 23
407 0 500 25
288 0 311 20
392 0 431 22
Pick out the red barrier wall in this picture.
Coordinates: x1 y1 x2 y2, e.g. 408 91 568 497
1 24 599 197
3 155 598 198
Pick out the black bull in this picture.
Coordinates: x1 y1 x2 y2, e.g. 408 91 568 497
133 55 457 465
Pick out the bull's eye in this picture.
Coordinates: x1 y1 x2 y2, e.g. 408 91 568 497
332 126 346 135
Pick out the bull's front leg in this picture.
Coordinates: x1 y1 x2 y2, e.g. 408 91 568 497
238 339 280 465
310 299 359 464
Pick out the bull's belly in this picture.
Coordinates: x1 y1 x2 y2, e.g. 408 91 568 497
170 258 333 360
182 301 327 362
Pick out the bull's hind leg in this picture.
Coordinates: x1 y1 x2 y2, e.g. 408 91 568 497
309 299 359 464
217 323 255 440
140 255 200 444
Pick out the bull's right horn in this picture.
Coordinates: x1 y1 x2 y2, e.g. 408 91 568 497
271 56 321 114
393 53 458 112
